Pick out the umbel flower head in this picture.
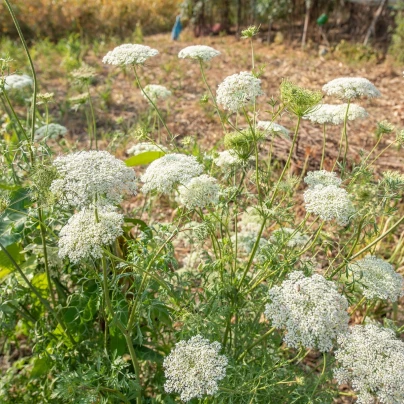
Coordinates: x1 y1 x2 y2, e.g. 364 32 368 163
303 103 368 125
348 255 404 301
256 121 290 138
178 175 220 209
334 324 404 404
178 45 220 62
34 123 68 141
163 335 228 402
213 150 242 173
216 71 263 113
142 84 171 103
280 79 322 117
303 184 355 226
102 44 158 66
141 153 203 194
126 142 167 156
270 228 309 248
322 77 381 100
265 271 349 352
304 170 342 188
1 74 32 91
50 150 137 208
58 208 123 263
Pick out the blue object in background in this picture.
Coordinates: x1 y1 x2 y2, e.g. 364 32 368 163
172 15 182 41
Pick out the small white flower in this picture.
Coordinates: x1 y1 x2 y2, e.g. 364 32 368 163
102 44 158 66
270 228 309 248
304 170 342 188
265 271 349 352
142 84 171 103
334 324 404 404
2 74 32 91
256 121 290 138
303 103 368 125
58 208 123 263
322 77 380 100
126 142 167 156
164 335 228 402
178 45 220 61
141 153 203 194
34 123 68 141
348 255 404 301
50 150 137 208
239 206 263 233
216 71 263 112
303 184 355 226
213 150 242 172
178 175 219 209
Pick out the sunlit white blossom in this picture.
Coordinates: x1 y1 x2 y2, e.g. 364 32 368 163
303 103 368 125
58 208 123 263
34 123 68 141
102 44 158 66
178 45 220 61
348 255 404 301
213 150 242 172
164 335 228 402
216 72 263 112
141 153 203 194
334 324 404 404
126 142 167 156
50 150 137 208
265 271 349 352
178 175 219 209
322 77 380 100
2 74 32 91
303 184 355 226
270 228 309 248
304 170 342 188
142 84 171 103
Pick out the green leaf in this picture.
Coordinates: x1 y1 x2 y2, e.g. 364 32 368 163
125 151 165 167
0 243 22 281
134 345 164 363
31 356 51 378
109 326 127 356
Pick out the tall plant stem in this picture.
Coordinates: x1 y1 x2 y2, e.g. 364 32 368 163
333 101 350 172
199 60 226 133
4 0 37 144
237 327 275 361
320 123 327 169
86 84 97 149
133 66 173 140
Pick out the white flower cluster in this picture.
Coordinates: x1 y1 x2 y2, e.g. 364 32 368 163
256 121 290 138
216 71 263 112
322 77 381 100
239 207 263 233
265 271 349 352
2 74 33 91
163 335 228 402
304 170 342 188
348 255 404 301
178 45 220 61
58 208 124 263
334 324 404 404
304 103 368 125
142 84 172 103
34 123 68 141
141 153 203 194
51 150 137 208
270 228 309 248
213 150 242 172
126 142 167 156
304 184 355 226
178 175 219 209
102 44 158 66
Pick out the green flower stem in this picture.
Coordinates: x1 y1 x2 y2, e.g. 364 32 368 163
237 327 276 362
199 59 226 133
342 100 351 170
349 296 366 315
133 66 173 140
297 221 324 257
320 123 327 169
4 0 37 144
86 83 97 149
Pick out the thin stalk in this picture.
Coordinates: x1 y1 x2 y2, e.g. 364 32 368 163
349 296 366 315
320 123 326 169
237 327 276 361
86 83 97 149
342 100 351 172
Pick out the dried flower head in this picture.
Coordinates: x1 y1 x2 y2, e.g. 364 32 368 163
178 45 220 62
70 64 97 83
303 184 355 226
323 77 381 100
163 335 228 402
50 150 137 208
58 208 123 263
256 121 290 138
178 175 220 209
375 120 395 138
142 84 171 103
36 92 54 104
265 271 349 352
102 44 158 66
126 142 167 156
348 255 404 301
69 93 89 111
270 228 309 248
34 123 68 141
280 79 322 117
241 25 260 39
216 71 263 113
303 103 368 125
334 324 404 404
304 170 342 188
141 153 203 194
